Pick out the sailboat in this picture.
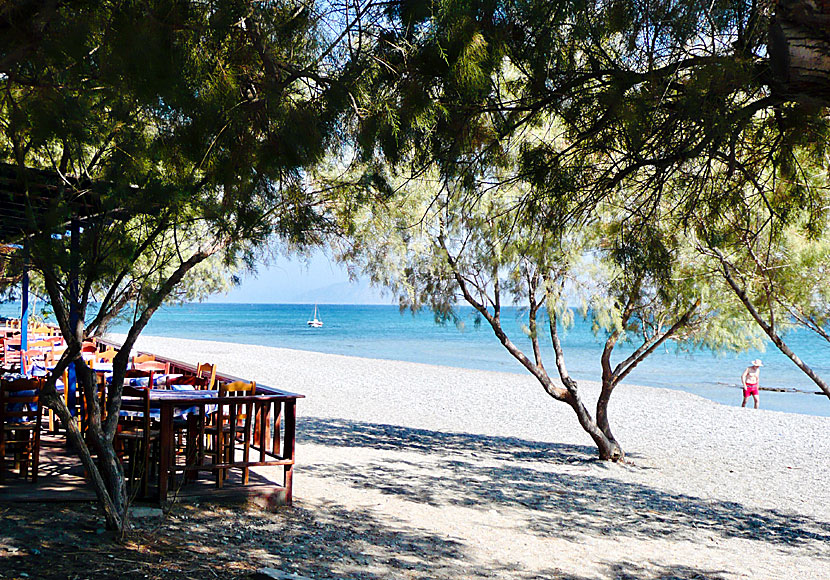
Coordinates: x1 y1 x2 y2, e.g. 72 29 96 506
307 304 323 327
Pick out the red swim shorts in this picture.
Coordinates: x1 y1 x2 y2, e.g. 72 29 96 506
743 384 759 397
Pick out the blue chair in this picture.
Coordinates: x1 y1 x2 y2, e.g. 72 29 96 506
0 377 44 482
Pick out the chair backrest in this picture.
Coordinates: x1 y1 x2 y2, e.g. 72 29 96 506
29 339 53 351
45 345 68 366
167 375 209 390
218 381 256 425
96 348 118 363
0 377 44 425
20 349 48 375
3 337 21 351
132 353 155 365
124 369 155 388
120 384 152 436
134 360 168 374
2 338 22 369
219 380 256 397
195 362 216 390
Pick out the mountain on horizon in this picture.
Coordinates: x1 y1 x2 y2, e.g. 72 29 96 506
288 280 393 305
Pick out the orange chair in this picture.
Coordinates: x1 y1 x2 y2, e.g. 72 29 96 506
134 360 169 376
2 337 21 369
95 348 118 364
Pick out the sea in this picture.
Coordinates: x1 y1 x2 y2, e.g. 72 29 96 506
4 302 829 417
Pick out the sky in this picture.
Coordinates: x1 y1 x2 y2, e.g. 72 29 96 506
210 249 393 305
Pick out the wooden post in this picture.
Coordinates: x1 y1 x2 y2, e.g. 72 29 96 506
283 399 296 505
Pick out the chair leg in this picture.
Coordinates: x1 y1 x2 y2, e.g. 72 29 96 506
32 429 40 482
243 422 251 485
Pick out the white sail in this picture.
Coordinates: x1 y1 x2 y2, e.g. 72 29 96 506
307 304 323 327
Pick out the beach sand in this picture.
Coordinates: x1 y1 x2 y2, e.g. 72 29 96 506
127 335 830 579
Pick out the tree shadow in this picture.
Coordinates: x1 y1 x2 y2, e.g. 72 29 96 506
537 561 734 580
298 417 830 551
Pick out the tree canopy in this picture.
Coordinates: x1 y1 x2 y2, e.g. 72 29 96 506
0 0 376 529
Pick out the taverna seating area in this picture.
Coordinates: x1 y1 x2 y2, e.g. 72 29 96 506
0 319 302 505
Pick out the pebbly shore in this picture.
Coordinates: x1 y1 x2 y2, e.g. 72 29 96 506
120 334 830 580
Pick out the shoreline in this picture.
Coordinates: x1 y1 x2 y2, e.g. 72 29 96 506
120 331 830 418
111 333 830 578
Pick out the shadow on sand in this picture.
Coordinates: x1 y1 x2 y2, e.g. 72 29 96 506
298 417 830 550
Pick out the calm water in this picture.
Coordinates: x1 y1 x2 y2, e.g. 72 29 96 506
4 302 829 417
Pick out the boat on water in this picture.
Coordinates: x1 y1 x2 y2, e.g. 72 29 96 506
307 304 323 327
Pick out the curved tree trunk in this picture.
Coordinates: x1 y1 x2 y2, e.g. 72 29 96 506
562 380 623 461
74 360 128 525
716 250 830 399
595 383 623 459
39 362 124 531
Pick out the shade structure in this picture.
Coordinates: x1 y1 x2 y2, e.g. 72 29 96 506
0 161 104 246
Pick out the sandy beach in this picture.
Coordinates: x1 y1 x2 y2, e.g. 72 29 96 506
125 334 830 580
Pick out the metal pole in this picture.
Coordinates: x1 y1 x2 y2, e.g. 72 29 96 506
68 219 80 411
20 240 29 373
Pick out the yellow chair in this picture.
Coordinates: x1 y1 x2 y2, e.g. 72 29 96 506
132 353 155 365
209 380 256 486
96 348 118 363
195 362 217 390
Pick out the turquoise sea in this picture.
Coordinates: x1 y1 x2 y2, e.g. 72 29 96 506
4 302 829 417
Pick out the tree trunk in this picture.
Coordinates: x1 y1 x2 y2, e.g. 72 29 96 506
716 251 830 399
74 359 128 528
40 377 124 530
562 382 623 461
595 381 623 459
769 0 830 106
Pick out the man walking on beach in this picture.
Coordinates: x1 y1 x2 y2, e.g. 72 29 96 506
741 359 762 409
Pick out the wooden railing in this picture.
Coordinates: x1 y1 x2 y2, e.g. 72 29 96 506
97 337 304 503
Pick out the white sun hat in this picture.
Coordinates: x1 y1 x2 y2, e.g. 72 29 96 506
751 359 763 367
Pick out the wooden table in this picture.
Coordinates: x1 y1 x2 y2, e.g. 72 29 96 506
151 388 300 502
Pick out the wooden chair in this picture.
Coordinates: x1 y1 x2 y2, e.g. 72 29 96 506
0 377 44 482
209 380 256 487
132 353 155 365
167 375 209 389
122 368 155 388
195 362 216 390
20 348 47 376
96 348 118 364
134 360 169 375
29 339 54 352
116 384 159 498
2 337 21 369
45 345 68 365
166 374 210 482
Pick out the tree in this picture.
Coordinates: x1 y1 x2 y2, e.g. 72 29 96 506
350 0 830 401
331 158 753 459
0 0 376 530
697 192 830 399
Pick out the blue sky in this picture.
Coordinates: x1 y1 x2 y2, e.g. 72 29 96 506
211 250 393 304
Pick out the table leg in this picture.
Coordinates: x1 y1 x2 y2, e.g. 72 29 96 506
158 404 172 501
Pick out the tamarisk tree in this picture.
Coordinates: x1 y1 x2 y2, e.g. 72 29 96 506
332 166 748 460
0 0 378 530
